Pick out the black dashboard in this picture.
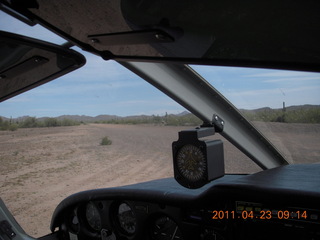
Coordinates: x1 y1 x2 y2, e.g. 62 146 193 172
50 164 320 240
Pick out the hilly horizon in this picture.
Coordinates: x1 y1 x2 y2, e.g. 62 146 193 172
0 110 192 122
1 104 320 126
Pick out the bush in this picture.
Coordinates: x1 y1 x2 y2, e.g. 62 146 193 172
8 124 18 131
0 118 18 131
101 136 112 145
60 118 81 126
44 118 59 127
19 117 39 128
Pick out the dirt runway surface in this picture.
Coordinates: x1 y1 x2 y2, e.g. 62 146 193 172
0 123 319 237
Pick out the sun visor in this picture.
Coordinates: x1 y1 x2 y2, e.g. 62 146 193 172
0 31 86 102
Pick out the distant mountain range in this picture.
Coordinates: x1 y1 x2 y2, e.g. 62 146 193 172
240 104 320 113
0 112 191 122
1 105 319 123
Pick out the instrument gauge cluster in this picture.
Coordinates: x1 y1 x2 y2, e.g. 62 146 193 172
63 200 189 240
53 166 320 240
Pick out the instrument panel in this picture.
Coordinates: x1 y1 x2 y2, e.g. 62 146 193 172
63 200 189 240
59 198 320 240
52 165 320 240
62 199 241 239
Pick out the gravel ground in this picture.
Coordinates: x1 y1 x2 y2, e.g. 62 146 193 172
0 123 319 237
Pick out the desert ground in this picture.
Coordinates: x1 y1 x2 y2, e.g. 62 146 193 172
0 123 319 237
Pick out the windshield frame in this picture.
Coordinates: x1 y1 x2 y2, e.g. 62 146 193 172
120 61 288 169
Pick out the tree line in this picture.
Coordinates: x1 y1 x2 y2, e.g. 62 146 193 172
241 107 320 124
1 107 319 131
0 117 81 131
95 113 202 126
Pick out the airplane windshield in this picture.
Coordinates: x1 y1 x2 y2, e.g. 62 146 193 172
192 65 320 165
0 9 320 239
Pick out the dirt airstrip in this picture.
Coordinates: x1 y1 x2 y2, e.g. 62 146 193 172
0 123 319 237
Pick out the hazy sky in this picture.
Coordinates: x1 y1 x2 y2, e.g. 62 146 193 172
1 11 319 118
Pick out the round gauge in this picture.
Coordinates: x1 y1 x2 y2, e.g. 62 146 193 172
150 216 183 240
176 144 206 182
117 202 137 235
85 202 102 231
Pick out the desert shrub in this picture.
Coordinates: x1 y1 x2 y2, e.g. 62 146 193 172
19 117 39 128
101 136 112 145
241 107 320 124
8 123 18 131
0 119 9 130
165 114 202 126
44 118 59 127
60 118 81 126
0 117 18 131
